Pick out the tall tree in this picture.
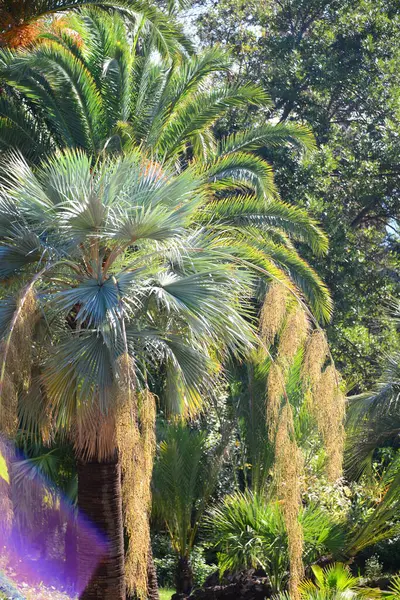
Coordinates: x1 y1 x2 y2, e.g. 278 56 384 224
153 423 225 594
0 11 332 320
0 143 330 598
0 149 256 599
196 0 400 390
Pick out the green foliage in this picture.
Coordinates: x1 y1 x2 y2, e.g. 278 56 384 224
154 544 215 589
0 148 266 443
207 492 346 592
346 301 400 477
364 555 383 580
196 0 400 390
388 575 400 600
153 423 224 559
298 563 373 600
0 11 333 321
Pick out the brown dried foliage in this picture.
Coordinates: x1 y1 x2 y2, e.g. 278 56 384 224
277 306 310 368
302 329 328 388
274 403 304 600
74 405 116 463
115 355 156 599
312 365 345 481
266 362 285 440
0 289 37 436
260 283 288 345
266 306 345 596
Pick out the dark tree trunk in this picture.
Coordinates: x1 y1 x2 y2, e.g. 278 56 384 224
78 458 125 600
176 556 194 596
147 540 160 600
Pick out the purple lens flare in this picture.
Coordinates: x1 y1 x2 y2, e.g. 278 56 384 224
0 436 107 598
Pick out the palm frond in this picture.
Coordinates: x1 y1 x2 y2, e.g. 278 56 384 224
217 123 315 156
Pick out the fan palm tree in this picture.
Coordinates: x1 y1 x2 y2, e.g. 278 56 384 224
152 423 226 594
297 563 373 600
387 575 400 600
208 493 346 593
0 10 332 322
0 0 190 53
0 148 260 599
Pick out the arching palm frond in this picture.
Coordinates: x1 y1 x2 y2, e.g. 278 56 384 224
0 149 258 437
151 83 269 161
0 13 331 326
193 178 330 322
216 123 316 156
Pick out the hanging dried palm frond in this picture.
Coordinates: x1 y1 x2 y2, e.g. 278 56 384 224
0 288 37 436
260 283 288 345
277 306 310 367
266 362 285 440
311 365 345 481
275 403 304 600
115 355 156 599
302 329 329 388
261 290 345 596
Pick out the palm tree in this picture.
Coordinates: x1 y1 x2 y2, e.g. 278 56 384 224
0 15 334 598
388 575 400 600
208 493 346 593
152 423 225 594
0 11 332 322
346 307 400 478
0 0 190 53
0 148 259 599
297 563 372 600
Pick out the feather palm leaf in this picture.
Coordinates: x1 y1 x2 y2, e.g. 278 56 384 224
0 12 332 321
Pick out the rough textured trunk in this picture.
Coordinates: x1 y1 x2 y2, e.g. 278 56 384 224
147 540 160 600
78 458 125 600
176 556 194 596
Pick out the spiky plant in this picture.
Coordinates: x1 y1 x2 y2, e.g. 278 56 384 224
298 563 375 600
0 148 261 599
152 423 225 594
346 301 400 478
0 10 332 322
387 575 400 600
207 493 346 593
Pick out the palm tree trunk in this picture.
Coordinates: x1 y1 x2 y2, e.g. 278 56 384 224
147 540 160 600
78 458 125 600
176 556 193 595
